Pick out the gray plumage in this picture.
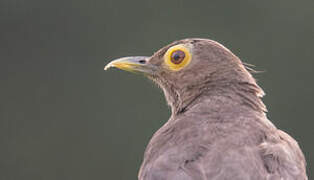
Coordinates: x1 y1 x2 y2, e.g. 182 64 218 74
105 38 307 180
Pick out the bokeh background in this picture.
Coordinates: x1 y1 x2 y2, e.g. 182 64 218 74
1 0 313 179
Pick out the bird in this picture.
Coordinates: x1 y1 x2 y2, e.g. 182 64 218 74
104 38 307 180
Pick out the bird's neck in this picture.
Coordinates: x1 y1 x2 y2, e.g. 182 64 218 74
166 81 266 117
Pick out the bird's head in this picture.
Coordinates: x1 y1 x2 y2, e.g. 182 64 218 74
105 38 264 114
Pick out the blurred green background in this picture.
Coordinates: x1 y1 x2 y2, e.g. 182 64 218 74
1 0 313 179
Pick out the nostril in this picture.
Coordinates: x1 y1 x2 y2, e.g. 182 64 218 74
139 60 146 64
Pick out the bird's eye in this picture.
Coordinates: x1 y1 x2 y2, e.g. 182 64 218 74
164 44 191 71
171 50 185 64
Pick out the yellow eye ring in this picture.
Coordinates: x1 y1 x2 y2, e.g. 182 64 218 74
164 44 191 71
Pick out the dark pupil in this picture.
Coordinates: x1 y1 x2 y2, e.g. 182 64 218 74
171 50 185 64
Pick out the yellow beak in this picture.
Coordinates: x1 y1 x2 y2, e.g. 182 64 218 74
104 56 156 74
